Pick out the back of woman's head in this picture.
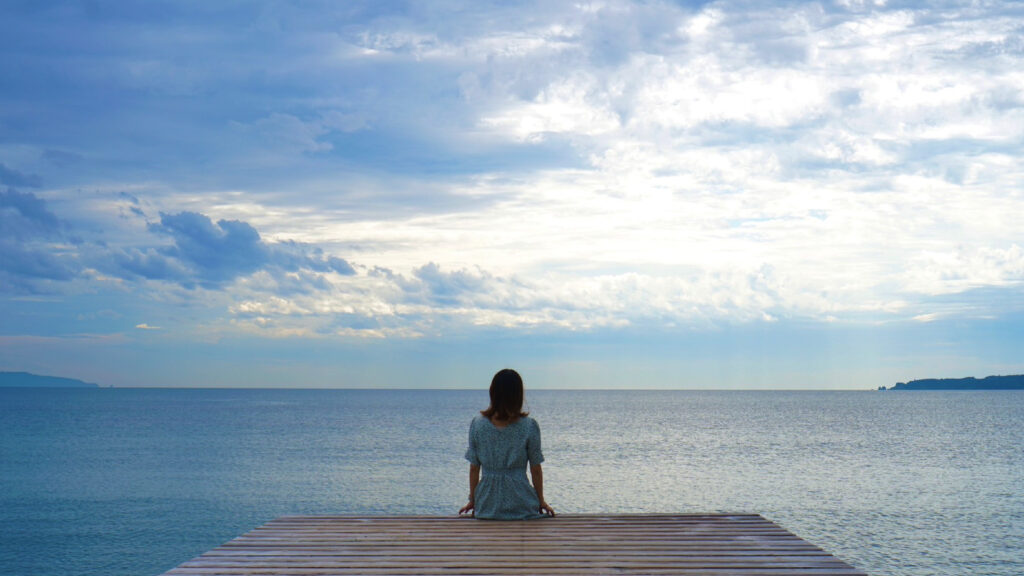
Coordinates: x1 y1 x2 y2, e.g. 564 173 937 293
482 368 528 422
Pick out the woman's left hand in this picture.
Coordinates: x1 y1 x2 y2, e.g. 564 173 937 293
539 500 555 517
458 501 475 516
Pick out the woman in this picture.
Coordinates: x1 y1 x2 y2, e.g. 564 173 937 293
459 369 555 519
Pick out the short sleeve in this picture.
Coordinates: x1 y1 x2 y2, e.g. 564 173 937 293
464 418 481 466
526 418 544 465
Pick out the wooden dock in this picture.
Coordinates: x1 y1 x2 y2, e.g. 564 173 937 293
162 514 866 575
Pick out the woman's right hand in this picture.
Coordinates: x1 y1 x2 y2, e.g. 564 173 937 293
458 501 475 516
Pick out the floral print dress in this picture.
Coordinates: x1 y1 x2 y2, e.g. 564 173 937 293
464 415 546 520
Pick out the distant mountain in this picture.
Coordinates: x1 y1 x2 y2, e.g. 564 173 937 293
0 371 99 388
881 374 1024 391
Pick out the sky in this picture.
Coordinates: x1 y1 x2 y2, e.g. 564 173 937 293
1 0 1022 389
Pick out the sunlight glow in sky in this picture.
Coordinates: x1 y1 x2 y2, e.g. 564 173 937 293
1 0 1022 388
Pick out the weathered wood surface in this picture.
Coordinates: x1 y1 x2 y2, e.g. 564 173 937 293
163 514 866 575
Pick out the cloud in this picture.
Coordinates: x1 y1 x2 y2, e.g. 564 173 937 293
152 212 269 284
113 247 192 284
320 263 791 336
236 113 334 155
0 189 78 291
135 323 160 330
111 211 356 290
269 242 357 276
0 164 42 188
2 0 1024 343
0 242 78 285
0 188 61 239
410 262 494 305
902 244 1024 295
41 149 84 167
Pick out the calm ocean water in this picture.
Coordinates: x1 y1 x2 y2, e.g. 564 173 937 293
0 388 1021 576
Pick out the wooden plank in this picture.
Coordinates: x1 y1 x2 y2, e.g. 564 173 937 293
169 565 864 569
162 514 866 576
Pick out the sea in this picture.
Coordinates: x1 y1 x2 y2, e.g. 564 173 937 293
1 388 1021 576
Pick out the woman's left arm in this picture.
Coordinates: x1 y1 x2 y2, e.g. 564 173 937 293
530 464 555 516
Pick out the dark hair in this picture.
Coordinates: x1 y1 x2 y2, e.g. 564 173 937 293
481 368 528 422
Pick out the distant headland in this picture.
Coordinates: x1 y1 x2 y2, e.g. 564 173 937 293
0 371 99 388
880 374 1024 391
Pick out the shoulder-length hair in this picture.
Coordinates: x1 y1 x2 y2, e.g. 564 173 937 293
481 368 529 422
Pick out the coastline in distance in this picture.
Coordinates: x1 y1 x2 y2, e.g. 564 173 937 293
880 374 1024 391
0 371 99 388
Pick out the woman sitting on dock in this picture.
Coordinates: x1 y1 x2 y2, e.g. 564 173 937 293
459 369 555 519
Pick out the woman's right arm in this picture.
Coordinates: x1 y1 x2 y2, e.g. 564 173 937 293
458 464 480 516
